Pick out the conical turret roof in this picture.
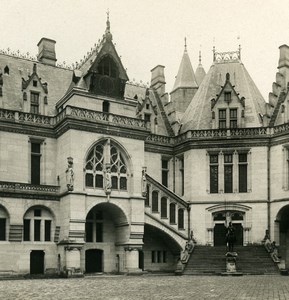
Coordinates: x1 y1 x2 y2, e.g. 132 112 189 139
195 51 206 86
180 54 267 132
171 43 198 93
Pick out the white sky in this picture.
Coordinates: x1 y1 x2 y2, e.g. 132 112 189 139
1 0 289 100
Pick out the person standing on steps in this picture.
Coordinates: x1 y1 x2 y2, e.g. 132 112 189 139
226 222 236 252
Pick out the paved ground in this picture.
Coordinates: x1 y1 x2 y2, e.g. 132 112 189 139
0 275 289 300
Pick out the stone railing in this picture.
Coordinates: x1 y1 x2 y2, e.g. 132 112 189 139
0 181 60 194
0 106 149 131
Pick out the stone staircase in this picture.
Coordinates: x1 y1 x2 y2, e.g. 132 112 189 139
183 245 280 275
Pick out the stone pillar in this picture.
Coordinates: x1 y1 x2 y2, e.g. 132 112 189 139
59 241 83 277
125 247 142 273
207 228 213 246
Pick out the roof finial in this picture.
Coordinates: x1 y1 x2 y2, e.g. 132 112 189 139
237 35 241 60
199 45 202 65
106 9 110 33
184 37 187 52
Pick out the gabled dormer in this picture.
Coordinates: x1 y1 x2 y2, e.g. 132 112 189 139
211 73 245 129
136 89 158 133
22 63 48 114
82 16 128 99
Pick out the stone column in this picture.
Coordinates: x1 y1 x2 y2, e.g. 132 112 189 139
207 228 213 246
62 242 83 277
125 247 142 273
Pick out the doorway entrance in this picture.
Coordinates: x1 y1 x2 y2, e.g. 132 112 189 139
85 249 103 273
30 250 45 274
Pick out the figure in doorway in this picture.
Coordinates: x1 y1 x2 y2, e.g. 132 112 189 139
226 222 236 252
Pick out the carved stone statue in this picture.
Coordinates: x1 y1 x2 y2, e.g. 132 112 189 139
104 164 112 195
141 167 147 197
66 157 74 191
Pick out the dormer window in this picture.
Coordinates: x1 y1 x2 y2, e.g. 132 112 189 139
102 101 110 113
224 91 231 103
33 80 38 87
97 56 118 78
30 92 39 114
146 103 150 109
230 109 238 128
219 109 226 129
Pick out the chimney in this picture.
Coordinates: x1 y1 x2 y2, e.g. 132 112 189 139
37 38 57 66
150 65 166 95
278 44 289 89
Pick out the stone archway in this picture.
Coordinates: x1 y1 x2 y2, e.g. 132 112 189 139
84 202 131 273
275 205 289 263
206 204 252 246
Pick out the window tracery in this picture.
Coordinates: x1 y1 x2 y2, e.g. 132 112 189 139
85 139 129 191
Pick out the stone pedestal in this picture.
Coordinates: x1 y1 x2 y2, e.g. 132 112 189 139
58 240 84 278
222 252 242 276
125 247 142 273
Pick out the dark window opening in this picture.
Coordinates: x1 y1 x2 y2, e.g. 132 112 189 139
24 219 30 241
224 154 233 193
96 222 103 242
152 191 159 212
0 218 6 241
34 220 41 241
85 222 93 242
239 152 248 193
30 92 39 114
4 66 9 75
45 220 51 241
161 159 169 187
178 209 184 229
224 92 231 103
97 56 118 78
31 142 41 185
170 203 176 224
210 154 219 193
103 101 110 113
34 209 41 217
161 197 167 218
144 113 151 122
33 80 37 87
145 185 150 207
230 109 237 128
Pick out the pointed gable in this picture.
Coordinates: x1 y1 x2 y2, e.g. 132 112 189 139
180 49 267 132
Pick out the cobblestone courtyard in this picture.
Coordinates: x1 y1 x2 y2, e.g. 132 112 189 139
0 275 289 300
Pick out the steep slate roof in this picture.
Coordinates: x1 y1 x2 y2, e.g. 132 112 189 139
180 58 267 132
0 54 73 114
171 46 198 93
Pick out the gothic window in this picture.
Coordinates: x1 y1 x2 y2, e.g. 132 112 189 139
97 56 118 78
152 191 159 212
85 209 103 243
4 66 9 75
219 109 226 129
224 153 233 193
23 92 27 101
238 153 248 192
169 203 176 224
230 109 238 128
84 139 128 191
30 92 39 114
161 158 169 187
23 207 53 242
210 154 219 193
161 197 167 218
178 208 184 230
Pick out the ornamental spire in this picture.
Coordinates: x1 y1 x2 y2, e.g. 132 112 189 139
105 9 112 41
184 37 187 52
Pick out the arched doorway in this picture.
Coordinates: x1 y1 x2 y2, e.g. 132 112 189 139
85 249 103 273
213 211 244 246
275 205 289 260
30 250 45 274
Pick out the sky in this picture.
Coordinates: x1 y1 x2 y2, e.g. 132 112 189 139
1 0 289 100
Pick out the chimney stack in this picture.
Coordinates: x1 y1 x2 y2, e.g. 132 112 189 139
278 44 289 89
37 38 57 66
150 65 166 96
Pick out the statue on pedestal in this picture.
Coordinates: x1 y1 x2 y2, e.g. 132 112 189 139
66 157 74 191
104 164 112 196
141 167 147 197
